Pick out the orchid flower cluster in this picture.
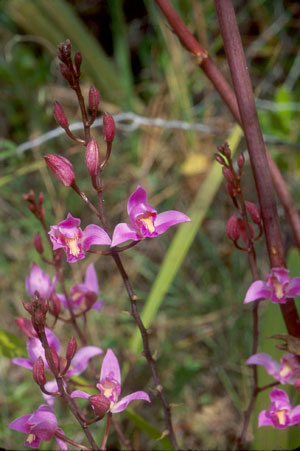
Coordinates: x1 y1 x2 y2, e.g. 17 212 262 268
8 39 190 450
216 143 300 432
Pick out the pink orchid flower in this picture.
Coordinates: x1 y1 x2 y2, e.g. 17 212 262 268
8 404 67 450
111 185 191 247
12 327 102 405
259 388 300 428
71 348 150 413
26 263 57 299
244 267 300 304
49 213 111 262
58 263 102 312
246 353 300 384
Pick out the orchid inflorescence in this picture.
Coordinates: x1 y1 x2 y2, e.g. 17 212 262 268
9 39 190 450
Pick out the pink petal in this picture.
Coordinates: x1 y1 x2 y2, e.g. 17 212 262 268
55 428 68 451
269 268 290 285
258 410 274 427
246 353 280 376
269 388 291 409
70 390 90 400
287 277 300 297
26 264 51 298
84 264 99 293
8 414 32 433
42 380 59 406
111 223 141 247
92 299 103 311
127 185 157 229
30 405 57 441
58 213 81 237
112 391 150 413
45 328 60 354
244 281 271 303
290 405 300 425
82 224 111 249
154 210 191 235
11 357 33 370
68 346 103 377
100 349 121 385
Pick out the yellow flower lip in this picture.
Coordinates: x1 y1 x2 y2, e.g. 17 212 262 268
138 213 155 234
66 236 80 257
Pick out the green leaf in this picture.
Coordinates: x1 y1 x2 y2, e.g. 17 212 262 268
273 84 293 133
0 328 26 358
126 408 173 450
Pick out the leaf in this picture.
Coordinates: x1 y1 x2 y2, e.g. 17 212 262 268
0 328 26 358
274 84 293 133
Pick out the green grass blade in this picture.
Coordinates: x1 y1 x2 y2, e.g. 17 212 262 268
129 125 243 354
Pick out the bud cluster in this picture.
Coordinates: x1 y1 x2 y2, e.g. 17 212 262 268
23 190 45 220
215 142 262 250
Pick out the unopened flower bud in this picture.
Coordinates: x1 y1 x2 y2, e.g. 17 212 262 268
226 182 236 198
60 64 74 86
237 218 254 244
214 153 226 165
226 215 240 241
89 393 110 418
245 201 261 224
222 167 235 184
34 232 44 254
15 317 37 338
44 154 75 187
53 101 69 129
85 292 98 309
103 113 115 143
57 39 71 62
33 356 47 386
218 142 231 158
238 153 245 170
74 52 82 76
47 347 60 373
66 336 77 362
89 86 100 113
85 139 100 177
23 301 33 315
51 293 61 317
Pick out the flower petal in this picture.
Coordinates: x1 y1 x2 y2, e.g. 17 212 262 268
42 380 59 406
258 410 274 427
111 223 141 247
290 405 300 425
55 428 68 451
58 213 81 238
154 210 191 235
287 277 300 297
82 224 111 249
70 390 90 400
112 391 150 413
68 346 103 377
246 353 280 377
84 264 99 293
100 348 121 385
8 414 32 433
92 299 103 311
30 405 58 441
26 264 51 298
244 281 270 303
269 388 291 410
11 357 34 370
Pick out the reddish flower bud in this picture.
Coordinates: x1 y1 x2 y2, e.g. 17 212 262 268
66 336 77 362
44 154 75 187
222 167 235 184
47 347 60 373
85 292 98 309
226 215 240 241
103 113 115 143
226 182 236 198
89 86 100 113
85 139 100 177
53 101 69 129
89 393 110 418
238 153 245 170
214 153 226 165
33 356 47 386
237 218 254 244
50 293 61 317
23 301 33 315
57 39 71 62
218 142 231 158
60 64 74 86
245 201 261 225
34 232 44 255
15 317 37 338
74 52 82 76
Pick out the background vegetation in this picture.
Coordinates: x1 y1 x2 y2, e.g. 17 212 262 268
1 0 300 449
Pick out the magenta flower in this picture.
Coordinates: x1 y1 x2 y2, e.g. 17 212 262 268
111 185 191 247
71 348 150 413
58 263 102 311
8 404 67 450
26 263 57 299
259 388 300 428
49 213 111 263
244 267 300 304
246 353 300 384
